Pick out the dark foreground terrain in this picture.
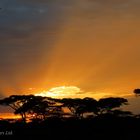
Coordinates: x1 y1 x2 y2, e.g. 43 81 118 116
1 95 137 139
0 116 140 139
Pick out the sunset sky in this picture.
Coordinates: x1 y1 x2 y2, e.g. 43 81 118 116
0 0 140 113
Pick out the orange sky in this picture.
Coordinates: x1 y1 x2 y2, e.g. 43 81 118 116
0 0 140 102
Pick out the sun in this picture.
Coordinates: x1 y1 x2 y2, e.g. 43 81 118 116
34 86 82 98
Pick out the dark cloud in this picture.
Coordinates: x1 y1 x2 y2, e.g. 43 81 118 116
0 0 72 93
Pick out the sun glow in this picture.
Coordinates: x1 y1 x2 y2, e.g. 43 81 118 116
35 86 82 98
34 86 132 99
0 113 21 120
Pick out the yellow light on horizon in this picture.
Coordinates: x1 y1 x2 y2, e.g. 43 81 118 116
34 86 82 98
34 86 132 99
0 113 21 119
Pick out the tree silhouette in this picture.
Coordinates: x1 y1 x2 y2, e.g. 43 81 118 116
98 97 128 114
133 89 140 96
14 96 50 120
75 97 98 117
60 97 98 118
0 95 34 121
0 95 51 122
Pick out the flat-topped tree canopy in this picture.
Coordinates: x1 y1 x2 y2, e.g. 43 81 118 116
134 89 140 96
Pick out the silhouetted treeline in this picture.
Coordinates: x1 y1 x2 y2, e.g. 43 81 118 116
0 95 132 122
0 94 140 138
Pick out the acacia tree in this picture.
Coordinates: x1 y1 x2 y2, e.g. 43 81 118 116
98 97 128 115
0 95 52 122
133 89 140 96
60 97 98 118
0 95 65 121
75 97 98 117
0 95 35 121
14 96 64 120
14 96 50 120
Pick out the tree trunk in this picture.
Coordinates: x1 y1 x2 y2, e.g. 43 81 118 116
20 113 26 123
